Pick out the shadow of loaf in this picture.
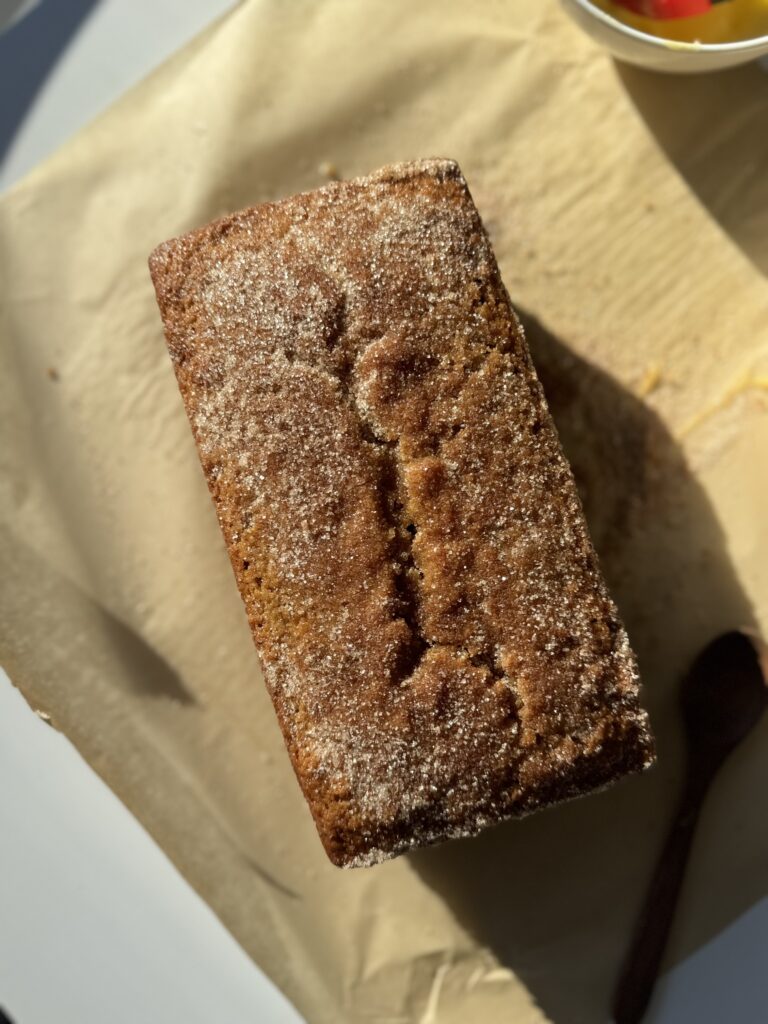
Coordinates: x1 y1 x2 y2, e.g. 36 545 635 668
411 311 763 1024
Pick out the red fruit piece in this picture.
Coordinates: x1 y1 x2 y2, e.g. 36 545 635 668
613 0 713 17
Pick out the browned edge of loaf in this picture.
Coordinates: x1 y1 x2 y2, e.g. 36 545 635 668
148 158 655 868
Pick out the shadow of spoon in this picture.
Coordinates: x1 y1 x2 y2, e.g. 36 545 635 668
614 630 768 1024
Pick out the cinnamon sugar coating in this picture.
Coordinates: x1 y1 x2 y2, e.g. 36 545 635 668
149 159 654 867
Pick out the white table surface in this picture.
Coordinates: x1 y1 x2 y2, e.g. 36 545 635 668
1 3 766 1022
1 5 301 1021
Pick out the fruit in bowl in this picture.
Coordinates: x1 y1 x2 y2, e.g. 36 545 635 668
561 0 768 71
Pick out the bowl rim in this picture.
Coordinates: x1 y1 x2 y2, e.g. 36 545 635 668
570 0 768 53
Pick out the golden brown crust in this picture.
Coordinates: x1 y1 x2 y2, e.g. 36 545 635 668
149 159 654 867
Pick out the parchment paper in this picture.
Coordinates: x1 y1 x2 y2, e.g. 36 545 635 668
2 2 767 1022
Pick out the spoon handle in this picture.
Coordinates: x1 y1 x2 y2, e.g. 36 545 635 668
613 765 715 1024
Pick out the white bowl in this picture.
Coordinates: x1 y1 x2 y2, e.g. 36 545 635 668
561 0 768 72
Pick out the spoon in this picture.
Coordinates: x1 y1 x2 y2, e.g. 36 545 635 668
613 629 768 1024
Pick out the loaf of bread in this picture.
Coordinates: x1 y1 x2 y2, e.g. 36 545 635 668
149 159 654 867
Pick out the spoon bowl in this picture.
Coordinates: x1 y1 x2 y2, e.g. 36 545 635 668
681 630 768 762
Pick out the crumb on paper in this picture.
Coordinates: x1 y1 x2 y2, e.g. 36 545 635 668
636 363 662 398
318 161 340 181
35 709 53 725
679 372 768 439
47 366 60 381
